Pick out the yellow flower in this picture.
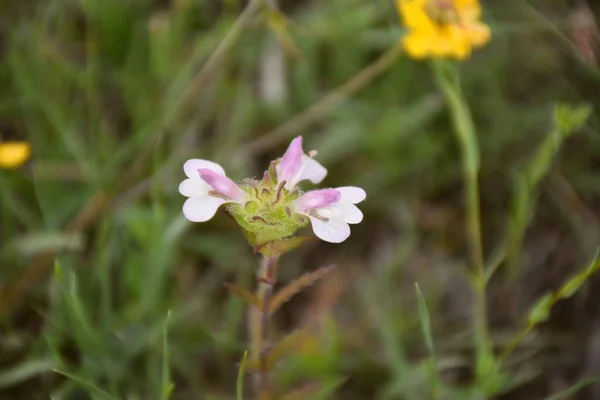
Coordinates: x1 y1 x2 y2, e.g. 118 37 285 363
395 0 491 60
0 141 31 169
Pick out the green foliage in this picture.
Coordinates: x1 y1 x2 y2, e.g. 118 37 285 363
528 254 600 326
554 103 593 137
1 0 599 399
237 351 248 400
269 265 336 315
527 293 554 325
506 102 592 277
161 311 175 400
543 378 600 400
414 284 441 400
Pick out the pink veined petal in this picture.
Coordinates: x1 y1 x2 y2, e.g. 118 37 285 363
178 178 212 197
277 136 304 184
338 202 363 224
308 216 351 243
184 159 225 179
182 196 227 222
336 186 366 204
199 168 245 201
295 158 327 186
295 189 341 212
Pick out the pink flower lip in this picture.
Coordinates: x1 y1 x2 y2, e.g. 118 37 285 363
278 136 303 183
295 189 341 211
198 168 245 201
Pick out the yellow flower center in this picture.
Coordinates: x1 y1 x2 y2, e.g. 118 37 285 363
425 0 461 25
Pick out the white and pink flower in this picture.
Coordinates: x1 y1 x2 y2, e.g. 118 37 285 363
293 186 366 243
178 159 247 222
276 136 327 190
179 136 366 244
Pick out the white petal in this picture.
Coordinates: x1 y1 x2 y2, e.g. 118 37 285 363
338 202 363 224
184 159 225 179
178 178 211 197
182 196 227 222
297 158 327 184
308 216 351 243
337 186 366 204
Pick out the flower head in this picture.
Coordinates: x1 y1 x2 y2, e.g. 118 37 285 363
0 141 31 169
396 0 491 60
179 136 365 245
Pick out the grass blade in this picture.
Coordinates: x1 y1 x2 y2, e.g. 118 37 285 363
415 283 441 400
543 378 600 400
52 370 119 400
0 358 54 388
161 310 174 400
237 351 248 400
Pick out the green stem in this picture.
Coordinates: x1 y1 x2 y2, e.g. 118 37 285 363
250 255 279 400
431 60 491 385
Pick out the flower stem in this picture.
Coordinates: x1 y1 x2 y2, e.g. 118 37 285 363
250 255 279 400
431 61 492 386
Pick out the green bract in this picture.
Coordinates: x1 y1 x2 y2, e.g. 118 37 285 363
225 162 309 247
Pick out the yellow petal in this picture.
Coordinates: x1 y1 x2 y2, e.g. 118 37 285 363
455 0 483 22
396 0 435 31
0 142 31 169
430 26 470 59
455 0 480 9
465 21 491 47
402 31 434 59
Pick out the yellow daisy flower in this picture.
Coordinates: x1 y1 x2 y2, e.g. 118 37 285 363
395 0 491 60
0 141 31 169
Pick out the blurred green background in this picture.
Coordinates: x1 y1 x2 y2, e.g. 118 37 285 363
1 0 600 399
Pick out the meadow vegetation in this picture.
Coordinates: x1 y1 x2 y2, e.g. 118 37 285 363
1 0 600 399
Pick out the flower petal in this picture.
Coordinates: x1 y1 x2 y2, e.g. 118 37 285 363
277 136 304 183
403 31 434 59
336 186 366 204
308 216 351 243
182 196 227 222
0 142 31 169
178 178 211 197
397 0 435 31
296 158 327 185
457 0 482 20
199 168 246 201
338 202 364 224
295 189 341 212
465 22 491 48
184 159 225 179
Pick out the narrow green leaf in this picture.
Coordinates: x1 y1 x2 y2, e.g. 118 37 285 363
161 310 174 400
224 283 262 310
557 255 600 299
527 293 553 325
270 265 336 315
415 283 440 400
245 330 314 372
0 359 54 388
543 378 600 400
554 103 592 137
52 370 119 400
236 351 248 400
